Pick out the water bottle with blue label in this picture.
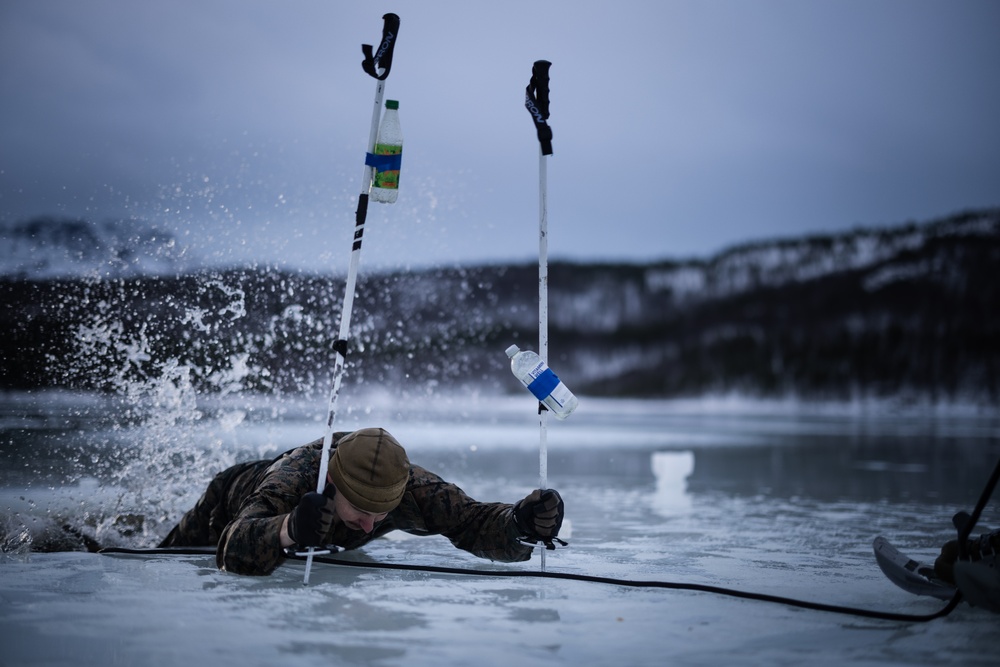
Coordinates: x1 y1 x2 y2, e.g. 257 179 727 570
506 344 579 419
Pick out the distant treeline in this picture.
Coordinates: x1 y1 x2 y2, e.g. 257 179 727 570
2 209 998 404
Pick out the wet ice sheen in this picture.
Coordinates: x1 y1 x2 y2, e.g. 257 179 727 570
1 392 999 666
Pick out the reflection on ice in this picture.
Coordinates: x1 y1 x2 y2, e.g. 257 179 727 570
853 460 930 473
649 451 694 517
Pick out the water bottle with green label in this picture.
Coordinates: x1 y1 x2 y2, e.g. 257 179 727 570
370 99 402 203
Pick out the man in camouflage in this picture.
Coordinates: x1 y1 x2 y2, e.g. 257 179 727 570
160 427 565 576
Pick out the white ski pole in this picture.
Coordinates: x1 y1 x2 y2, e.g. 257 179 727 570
525 60 553 571
303 13 400 586
538 142 549 572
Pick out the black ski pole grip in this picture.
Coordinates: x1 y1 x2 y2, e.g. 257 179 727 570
525 60 553 155
362 13 400 80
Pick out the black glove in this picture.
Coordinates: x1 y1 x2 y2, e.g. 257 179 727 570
287 492 336 547
513 489 566 549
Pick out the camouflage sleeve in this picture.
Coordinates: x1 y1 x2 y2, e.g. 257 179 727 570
391 465 533 563
215 444 321 576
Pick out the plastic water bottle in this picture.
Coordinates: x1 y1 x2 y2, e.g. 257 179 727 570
370 99 402 203
506 345 579 419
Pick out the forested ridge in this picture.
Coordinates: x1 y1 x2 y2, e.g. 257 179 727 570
2 209 997 404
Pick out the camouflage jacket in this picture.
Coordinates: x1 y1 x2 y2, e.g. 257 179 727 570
185 435 532 575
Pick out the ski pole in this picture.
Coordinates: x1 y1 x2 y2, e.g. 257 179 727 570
303 12 401 586
525 59 553 571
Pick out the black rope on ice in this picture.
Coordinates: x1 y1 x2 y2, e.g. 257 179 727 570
99 546 957 623
98 455 1000 624
297 552 962 623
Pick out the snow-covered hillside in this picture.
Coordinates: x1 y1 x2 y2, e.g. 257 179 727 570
2 209 998 404
643 209 1000 300
3 210 997 288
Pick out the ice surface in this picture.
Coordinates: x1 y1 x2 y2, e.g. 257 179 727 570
2 391 999 666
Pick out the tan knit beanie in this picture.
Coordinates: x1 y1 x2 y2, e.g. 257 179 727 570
329 428 410 514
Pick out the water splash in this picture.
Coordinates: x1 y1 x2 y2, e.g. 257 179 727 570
16 263 515 549
43 272 274 546
0 518 33 561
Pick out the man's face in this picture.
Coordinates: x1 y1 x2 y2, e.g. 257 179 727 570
329 484 388 534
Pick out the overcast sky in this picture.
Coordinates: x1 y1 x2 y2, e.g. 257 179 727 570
1 1 998 271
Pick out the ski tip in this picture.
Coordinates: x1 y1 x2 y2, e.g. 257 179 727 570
873 535 957 601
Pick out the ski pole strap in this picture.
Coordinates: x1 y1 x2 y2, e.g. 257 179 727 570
525 60 553 155
518 535 568 551
362 13 400 80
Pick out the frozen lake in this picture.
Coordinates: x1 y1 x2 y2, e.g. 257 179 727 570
2 390 999 666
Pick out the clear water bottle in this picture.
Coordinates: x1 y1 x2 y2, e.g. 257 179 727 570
506 344 579 419
370 99 403 204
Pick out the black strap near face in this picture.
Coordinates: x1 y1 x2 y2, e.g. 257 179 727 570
525 60 553 155
361 13 400 80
